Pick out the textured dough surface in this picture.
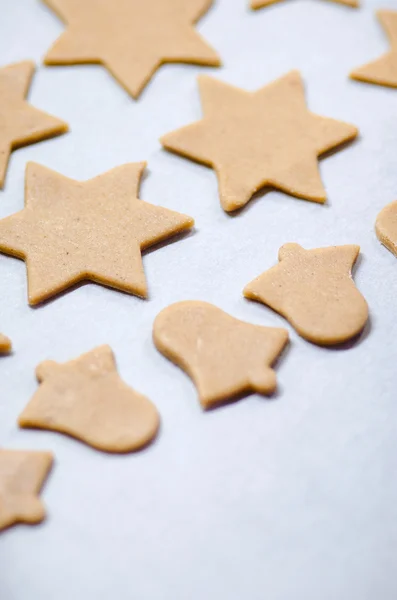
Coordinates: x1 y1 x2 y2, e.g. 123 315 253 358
244 243 369 346
153 300 288 408
376 200 397 257
42 0 221 98
0 334 11 354
18 345 160 453
0 162 194 305
251 0 357 7
0 449 53 532
0 61 67 188
161 71 357 212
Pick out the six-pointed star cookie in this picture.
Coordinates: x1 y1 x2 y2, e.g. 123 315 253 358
42 0 221 98
350 10 397 88
0 449 53 532
161 71 358 212
0 162 194 305
0 61 68 189
251 0 357 8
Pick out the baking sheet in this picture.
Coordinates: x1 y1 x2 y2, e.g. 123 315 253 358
0 0 397 598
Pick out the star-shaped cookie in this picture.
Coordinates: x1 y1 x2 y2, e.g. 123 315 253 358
0 334 11 354
350 10 397 88
0 449 53 531
251 0 357 8
42 0 221 98
0 162 194 305
161 71 358 212
0 61 68 189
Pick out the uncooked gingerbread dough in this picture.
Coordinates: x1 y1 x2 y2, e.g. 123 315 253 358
153 301 288 408
42 0 221 98
376 200 397 257
161 71 358 212
0 61 67 188
350 11 397 88
0 449 53 532
244 244 369 345
0 162 194 305
18 345 160 453
0 334 11 354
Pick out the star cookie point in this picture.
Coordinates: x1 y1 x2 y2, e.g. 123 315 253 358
0 449 53 531
350 10 397 88
0 61 68 188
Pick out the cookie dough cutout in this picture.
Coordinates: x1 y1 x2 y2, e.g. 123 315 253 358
244 244 368 346
350 11 397 88
0 162 194 305
0 61 68 188
153 301 288 408
18 345 160 453
376 200 397 256
42 0 221 98
0 449 53 532
0 334 11 354
161 71 357 213
251 0 358 8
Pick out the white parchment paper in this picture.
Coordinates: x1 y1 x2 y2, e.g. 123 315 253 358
0 0 396 598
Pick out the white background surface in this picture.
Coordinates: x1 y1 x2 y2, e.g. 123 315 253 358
0 0 396 598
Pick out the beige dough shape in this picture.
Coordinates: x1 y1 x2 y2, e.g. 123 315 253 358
161 71 358 213
0 161 194 305
376 200 397 256
0 334 11 354
0 60 68 189
251 0 357 8
18 345 160 453
153 301 289 408
0 449 53 532
244 244 369 346
42 0 221 98
350 11 397 88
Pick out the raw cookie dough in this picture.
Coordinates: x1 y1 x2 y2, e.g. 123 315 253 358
0 162 194 305
251 0 357 8
350 11 397 88
0 61 67 188
0 334 11 354
19 345 160 453
244 244 369 346
153 301 288 408
375 200 397 256
42 0 221 98
161 71 357 213
0 449 53 532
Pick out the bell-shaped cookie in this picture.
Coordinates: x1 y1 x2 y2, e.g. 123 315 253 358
153 301 288 408
244 243 368 346
18 345 160 453
376 200 397 257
